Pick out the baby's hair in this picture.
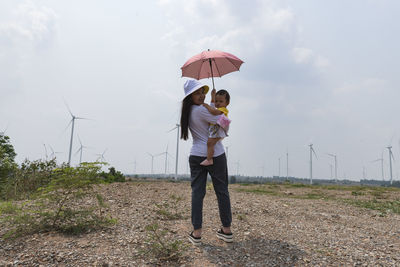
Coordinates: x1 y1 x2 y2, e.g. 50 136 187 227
216 89 230 104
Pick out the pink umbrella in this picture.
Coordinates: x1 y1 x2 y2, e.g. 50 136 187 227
181 49 244 90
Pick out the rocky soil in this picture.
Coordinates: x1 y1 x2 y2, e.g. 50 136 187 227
0 180 399 266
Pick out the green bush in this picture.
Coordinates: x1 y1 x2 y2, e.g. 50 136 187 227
100 167 125 183
141 223 188 262
0 134 17 188
0 162 116 239
1 159 58 200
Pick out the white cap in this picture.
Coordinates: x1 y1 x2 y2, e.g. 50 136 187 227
183 79 209 99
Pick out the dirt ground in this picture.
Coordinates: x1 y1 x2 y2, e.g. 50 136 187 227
0 179 399 266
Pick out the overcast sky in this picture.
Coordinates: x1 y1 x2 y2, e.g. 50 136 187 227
1 0 400 181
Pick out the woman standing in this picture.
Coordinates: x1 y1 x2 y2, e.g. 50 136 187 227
180 79 233 245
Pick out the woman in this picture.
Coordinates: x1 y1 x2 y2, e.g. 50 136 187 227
180 79 233 245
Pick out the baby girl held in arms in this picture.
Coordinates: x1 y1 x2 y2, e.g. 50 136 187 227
200 88 231 166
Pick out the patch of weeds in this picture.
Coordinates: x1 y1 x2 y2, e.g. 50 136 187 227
343 198 400 214
206 183 214 191
140 223 188 262
283 183 308 189
0 201 19 214
237 213 247 221
369 190 388 199
294 191 332 200
154 194 185 220
0 163 116 240
351 191 365 197
236 187 278 196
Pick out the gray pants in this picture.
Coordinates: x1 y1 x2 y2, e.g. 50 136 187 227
189 153 232 230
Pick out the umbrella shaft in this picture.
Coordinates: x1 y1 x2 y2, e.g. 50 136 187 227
209 58 215 90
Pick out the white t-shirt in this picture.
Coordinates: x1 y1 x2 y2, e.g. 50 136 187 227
189 104 225 157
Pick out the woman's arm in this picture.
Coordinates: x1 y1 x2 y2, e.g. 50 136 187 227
202 103 223 115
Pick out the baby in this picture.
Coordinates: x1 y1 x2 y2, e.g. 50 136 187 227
200 89 231 166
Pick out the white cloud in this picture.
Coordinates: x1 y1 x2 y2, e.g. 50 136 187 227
0 0 57 45
334 78 387 95
0 1 57 101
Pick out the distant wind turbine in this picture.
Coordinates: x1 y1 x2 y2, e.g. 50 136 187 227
286 150 289 179
132 159 137 174
158 144 174 175
147 152 162 174
387 146 394 185
235 160 240 176
371 153 384 181
309 144 317 184
168 124 180 179
49 145 62 160
96 149 107 162
278 157 281 177
43 143 48 160
75 136 91 164
64 101 89 165
327 153 338 183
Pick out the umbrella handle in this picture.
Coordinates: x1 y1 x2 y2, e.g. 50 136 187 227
209 58 215 90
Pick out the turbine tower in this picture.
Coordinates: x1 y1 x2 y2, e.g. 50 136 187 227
43 143 48 160
96 149 107 162
309 144 317 184
286 150 289 180
49 145 62 160
371 154 384 181
387 146 394 185
75 136 90 164
147 153 155 174
158 144 173 175
168 124 180 179
278 157 281 177
64 102 87 165
327 153 338 183
235 160 240 176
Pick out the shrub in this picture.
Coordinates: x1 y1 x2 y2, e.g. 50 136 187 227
100 167 125 183
0 162 116 239
141 223 188 262
1 159 58 200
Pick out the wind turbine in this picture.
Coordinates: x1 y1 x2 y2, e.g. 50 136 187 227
168 124 180 179
278 157 281 177
387 146 394 185
234 160 240 176
371 153 384 181
132 159 137 174
64 101 88 165
75 136 91 164
362 166 367 179
286 150 289 179
49 145 62 160
327 153 337 183
96 149 107 162
309 144 317 184
147 152 162 174
43 143 48 160
158 144 174 175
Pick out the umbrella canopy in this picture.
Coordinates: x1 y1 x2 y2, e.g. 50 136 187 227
181 49 244 89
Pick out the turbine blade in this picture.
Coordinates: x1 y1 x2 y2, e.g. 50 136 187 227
78 135 82 146
75 147 82 155
167 126 178 133
63 98 74 117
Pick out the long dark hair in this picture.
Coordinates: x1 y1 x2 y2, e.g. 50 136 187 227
180 95 193 140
